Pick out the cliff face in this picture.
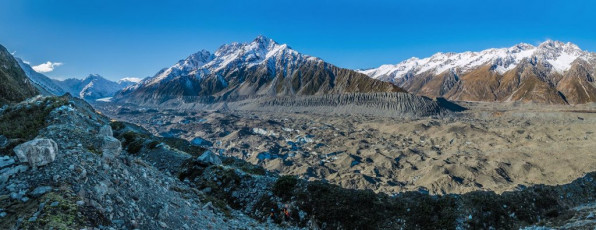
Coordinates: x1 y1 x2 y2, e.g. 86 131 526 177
0 44 38 105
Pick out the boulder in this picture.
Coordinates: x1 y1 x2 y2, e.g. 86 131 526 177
99 125 113 137
13 138 58 167
101 136 122 160
197 150 222 166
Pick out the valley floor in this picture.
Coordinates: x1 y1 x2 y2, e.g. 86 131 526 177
95 101 596 195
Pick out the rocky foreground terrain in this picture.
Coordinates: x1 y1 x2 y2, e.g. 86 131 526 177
0 95 299 229
0 95 593 229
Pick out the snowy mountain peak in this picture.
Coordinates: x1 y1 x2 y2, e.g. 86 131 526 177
187 49 214 62
360 40 595 82
538 40 580 51
252 35 277 46
52 74 130 100
534 40 587 72
176 50 214 71
118 77 142 84
83 74 106 82
511 43 535 52
146 36 314 86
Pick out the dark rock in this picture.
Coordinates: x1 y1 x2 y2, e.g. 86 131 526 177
0 135 7 148
0 165 28 183
197 151 222 166
0 156 15 169
30 186 52 197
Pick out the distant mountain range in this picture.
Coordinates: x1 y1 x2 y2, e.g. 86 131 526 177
359 40 596 104
53 74 140 100
3 38 596 105
15 59 141 101
114 36 404 104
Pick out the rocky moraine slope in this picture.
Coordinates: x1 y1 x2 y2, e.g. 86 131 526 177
0 95 595 229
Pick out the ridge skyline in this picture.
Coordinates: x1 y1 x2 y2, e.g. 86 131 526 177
28 36 593 82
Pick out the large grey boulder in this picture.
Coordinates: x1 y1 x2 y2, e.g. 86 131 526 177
101 136 121 160
197 150 222 166
99 125 113 137
13 138 58 168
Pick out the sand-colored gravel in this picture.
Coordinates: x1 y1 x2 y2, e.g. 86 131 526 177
98 102 596 195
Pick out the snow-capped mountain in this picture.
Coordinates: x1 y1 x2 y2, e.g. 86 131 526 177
54 74 141 100
118 77 142 84
16 58 66 96
360 40 594 82
117 77 142 89
359 40 596 104
115 36 403 103
142 35 322 88
16 57 141 101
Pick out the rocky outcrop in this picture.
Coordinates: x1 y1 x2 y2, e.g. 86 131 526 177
13 138 58 168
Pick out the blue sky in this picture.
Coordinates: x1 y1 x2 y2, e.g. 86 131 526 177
1 0 595 81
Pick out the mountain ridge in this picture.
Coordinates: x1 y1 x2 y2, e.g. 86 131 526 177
0 44 39 105
359 40 596 104
53 74 141 100
114 36 405 104
16 58 67 96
